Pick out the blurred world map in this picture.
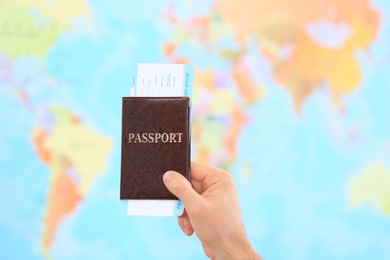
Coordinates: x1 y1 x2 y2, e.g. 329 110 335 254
1 0 390 259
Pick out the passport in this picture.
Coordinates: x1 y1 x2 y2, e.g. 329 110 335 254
120 96 191 200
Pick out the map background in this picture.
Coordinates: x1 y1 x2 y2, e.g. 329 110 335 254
1 0 390 259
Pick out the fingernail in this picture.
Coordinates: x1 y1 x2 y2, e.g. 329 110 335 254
163 171 175 183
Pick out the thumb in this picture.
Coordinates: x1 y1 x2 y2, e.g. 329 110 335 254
163 171 202 208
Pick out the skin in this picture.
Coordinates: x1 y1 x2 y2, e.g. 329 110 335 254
163 162 262 260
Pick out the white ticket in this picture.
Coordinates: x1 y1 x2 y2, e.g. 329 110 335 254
126 63 193 216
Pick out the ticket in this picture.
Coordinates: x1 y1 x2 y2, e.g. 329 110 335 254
125 63 193 216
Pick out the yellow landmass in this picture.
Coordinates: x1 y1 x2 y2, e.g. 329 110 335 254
31 107 112 257
1 0 91 26
209 90 237 114
349 162 390 216
219 49 244 60
49 106 80 128
193 118 225 155
215 0 380 111
0 1 90 59
0 6 64 59
192 69 250 167
240 161 253 182
45 108 113 196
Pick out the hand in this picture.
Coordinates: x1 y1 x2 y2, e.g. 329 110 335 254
163 162 261 260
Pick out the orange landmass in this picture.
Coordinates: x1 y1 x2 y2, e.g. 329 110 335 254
191 121 208 163
31 128 52 165
191 17 211 42
275 32 362 111
70 114 80 125
215 0 380 111
162 0 379 111
232 63 264 104
194 70 217 91
194 146 211 164
161 42 189 64
223 106 250 163
15 89 29 102
162 42 177 56
172 57 190 64
216 0 379 45
41 171 81 250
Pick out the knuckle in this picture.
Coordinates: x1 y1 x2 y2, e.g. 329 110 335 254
220 170 234 183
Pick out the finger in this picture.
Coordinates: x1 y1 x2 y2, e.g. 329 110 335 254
177 208 188 233
190 162 222 182
178 212 185 233
163 171 203 210
191 162 230 192
178 209 194 236
191 161 230 182
182 215 194 236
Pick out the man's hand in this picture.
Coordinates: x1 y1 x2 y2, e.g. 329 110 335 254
163 162 261 260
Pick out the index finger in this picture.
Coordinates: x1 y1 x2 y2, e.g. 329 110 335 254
190 162 230 193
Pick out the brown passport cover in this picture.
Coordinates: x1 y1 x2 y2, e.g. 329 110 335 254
120 97 191 200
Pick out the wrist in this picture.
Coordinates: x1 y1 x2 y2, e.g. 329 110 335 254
217 232 262 260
